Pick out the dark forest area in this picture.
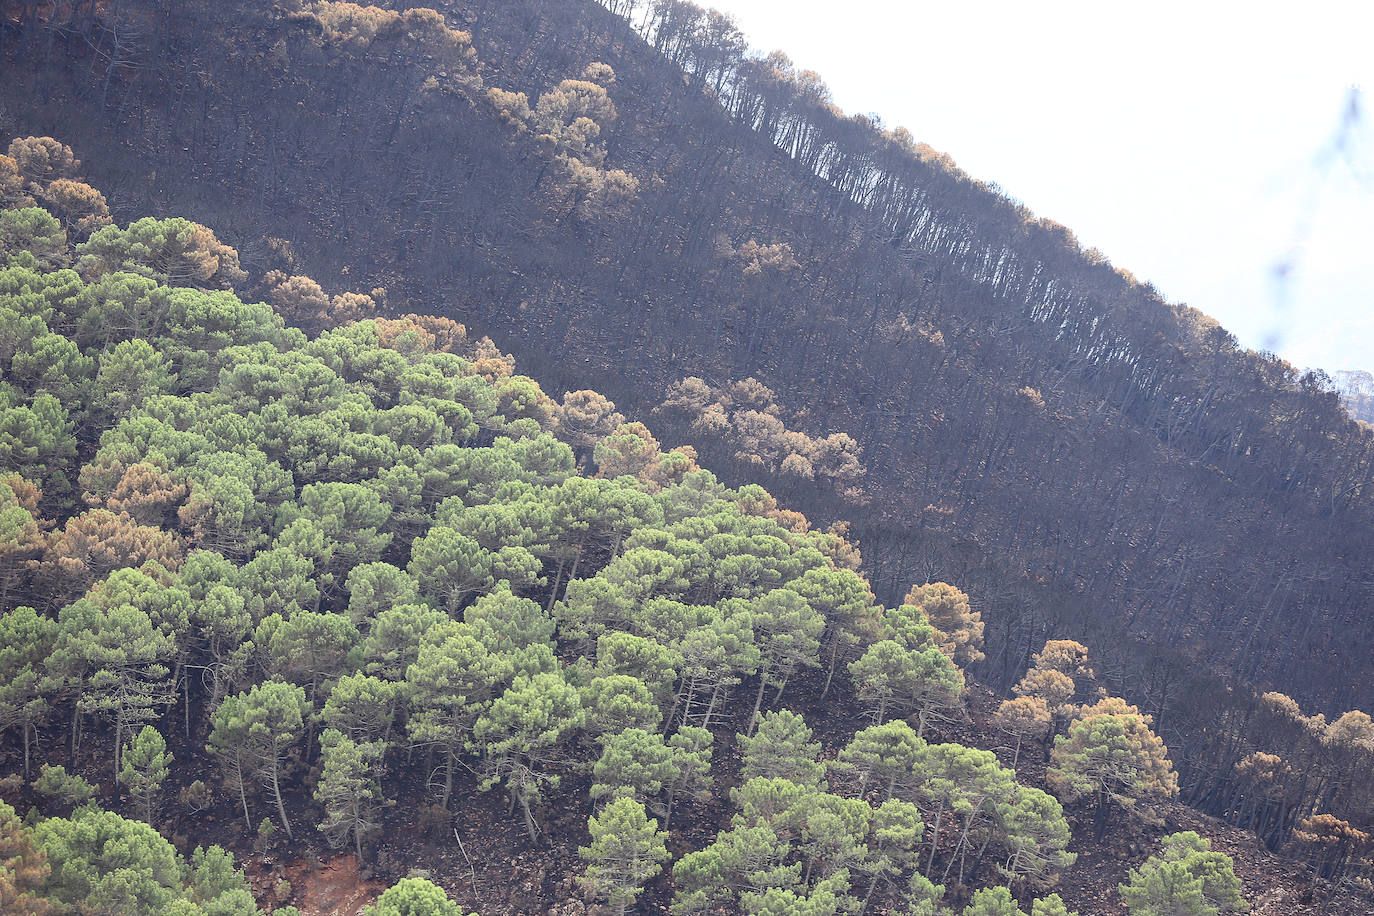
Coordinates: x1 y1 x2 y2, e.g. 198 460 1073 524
2 0 1374 912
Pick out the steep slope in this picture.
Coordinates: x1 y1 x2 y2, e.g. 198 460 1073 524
5 130 1374 913
2 0 1371 773
0 179 1196 915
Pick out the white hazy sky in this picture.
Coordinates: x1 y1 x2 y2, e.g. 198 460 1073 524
699 0 1374 373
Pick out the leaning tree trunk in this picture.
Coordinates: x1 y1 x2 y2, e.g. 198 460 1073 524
925 796 947 876
747 674 768 736
441 745 456 809
516 786 539 841
270 755 293 839
235 758 251 831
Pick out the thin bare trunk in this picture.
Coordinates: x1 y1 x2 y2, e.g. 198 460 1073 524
943 797 985 886
546 556 567 612
113 719 122 784
236 758 251 831
182 667 190 741
517 789 538 840
925 797 946 876
270 755 293 839
858 874 880 916
442 745 455 809
747 676 767 736
822 648 839 698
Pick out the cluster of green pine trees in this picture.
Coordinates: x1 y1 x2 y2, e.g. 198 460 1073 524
0 135 1246 915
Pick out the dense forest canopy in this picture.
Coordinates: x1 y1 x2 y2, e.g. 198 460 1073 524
0 153 1172 912
3 134 1370 913
2 0 1369 734
2 0 1374 910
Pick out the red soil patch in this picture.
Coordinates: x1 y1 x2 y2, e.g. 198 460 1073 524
248 853 385 916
